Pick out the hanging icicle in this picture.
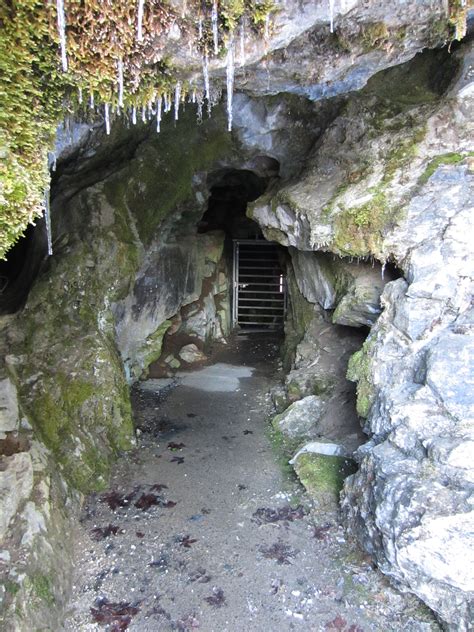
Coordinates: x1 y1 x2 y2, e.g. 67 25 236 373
174 82 182 121
156 95 162 132
56 0 68 72
44 189 53 257
203 54 210 104
117 58 124 109
137 0 145 42
132 105 137 125
89 91 94 109
78 87 83 104
226 36 235 132
104 103 111 135
211 0 219 54
141 106 147 123
329 0 335 33
381 262 386 280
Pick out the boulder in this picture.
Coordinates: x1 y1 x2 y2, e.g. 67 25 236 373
0 378 19 434
178 344 207 364
0 452 34 541
272 396 326 442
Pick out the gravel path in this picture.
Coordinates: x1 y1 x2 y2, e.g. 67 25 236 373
63 335 440 632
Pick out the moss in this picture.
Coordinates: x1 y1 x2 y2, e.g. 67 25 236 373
448 0 468 41
347 341 376 418
266 426 299 483
4 580 21 596
418 152 474 185
293 452 357 501
138 320 172 378
30 574 55 606
360 22 389 52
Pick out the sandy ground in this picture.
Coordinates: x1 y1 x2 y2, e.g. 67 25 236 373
63 334 440 632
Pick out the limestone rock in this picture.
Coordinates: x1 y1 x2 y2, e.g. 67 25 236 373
0 452 34 541
0 378 19 434
289 249 386 328
292 451 357 510
272 396 326 442
178 344 207 364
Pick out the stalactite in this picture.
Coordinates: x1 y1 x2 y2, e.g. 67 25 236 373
44 189 53 256
329 0 335 33
203 54 210 105
156 95 162 132
117 58 124 109
56 0 68 72
211 0 219 54
174 82 181 121
226 36 235 132
104 103 111 135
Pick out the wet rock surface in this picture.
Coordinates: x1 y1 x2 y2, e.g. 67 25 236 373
63 336 439 631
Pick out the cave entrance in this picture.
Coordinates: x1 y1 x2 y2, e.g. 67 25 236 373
199 161 286 335
232 240 286 331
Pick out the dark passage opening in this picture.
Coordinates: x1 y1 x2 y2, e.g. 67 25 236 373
199 164 286 332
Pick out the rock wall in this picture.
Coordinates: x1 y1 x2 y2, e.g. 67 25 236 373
255 42 473 629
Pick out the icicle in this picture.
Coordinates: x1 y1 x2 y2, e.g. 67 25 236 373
203 54 210 103
211 0 219 54
89 92 94 109
132 105 137 125
329 0 335 33
56 0 68 72
191 88 196 104
104 103 111 135
156 95 162 132
78 87 83 104
48 152 57 172
137 0 145 42
117 58 124 109
226 36 235 132
44 189 53 256
381 262 386 280
174 82 181 121
141 106 147 123
164 93 170 113
197 99 203 124
240 22 246 66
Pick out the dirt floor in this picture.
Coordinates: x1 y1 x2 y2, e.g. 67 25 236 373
63 334 441 632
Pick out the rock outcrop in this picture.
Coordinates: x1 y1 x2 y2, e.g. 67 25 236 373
261 41 474 629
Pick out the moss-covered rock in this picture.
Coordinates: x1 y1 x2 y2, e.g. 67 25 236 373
293 452 357 508
346 339 376 419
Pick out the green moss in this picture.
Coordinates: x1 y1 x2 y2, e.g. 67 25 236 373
418 152 474 185
293 452 357 501
360 22 389 52
138 320 172 378
266 426 299 483
347 341 376 418
332 189 389 257
4 580 21 596
30 575 54 606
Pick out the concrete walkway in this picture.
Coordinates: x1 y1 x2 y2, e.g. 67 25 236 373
63 335 440 631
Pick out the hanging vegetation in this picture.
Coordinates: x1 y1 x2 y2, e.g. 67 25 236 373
0 0 275 259
0 0 466 260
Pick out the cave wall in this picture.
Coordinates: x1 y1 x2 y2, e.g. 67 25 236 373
0 13 472 630
254 42 474 630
